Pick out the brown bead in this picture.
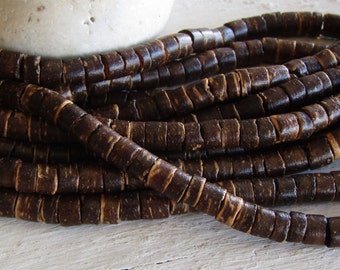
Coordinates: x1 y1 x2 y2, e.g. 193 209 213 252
314 173 336 201
232 201 257 233
40 194 60 224
293 174 316 202
16 162 37 193
240 119 259 149
233 180 255 203
120 192 140 221
260 86 290 113
57 164 79 193
220 118 240 148
185 79 215 110
153 90 176 119
166 121 185 152
15 193 42 222
80 195 101 224
214 48 237 73
270 113 299 142
306 137 334 169
35 164 58 195
167 85 194 116
134 45 152 70
256 117 276 147
0 50 24 80
287 211 307 243
100 194 121 224
0 158 20 188
182 175 206 207
232 155 254 179
251 206 275 238
78 163 103 194
270 210 291 242
280 79 306 106
146 159 177 193
327 216 340 247
0 188 18 217
275 177 297 205
184 122 204 151
23 55 40 84
182 56 202 82
293 111 315 139
252 178 276 205
58 195 81 226
101 51 125 79
263 150 286 176
81 55 105 83
230 41 249 67
200 120 222 149
196 182 226 216
303 214 327 245
216 192 243 226
279 146 308 174
140 190 170 219
127 149 157 182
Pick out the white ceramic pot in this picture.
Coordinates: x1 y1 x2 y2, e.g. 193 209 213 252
0 0 175 57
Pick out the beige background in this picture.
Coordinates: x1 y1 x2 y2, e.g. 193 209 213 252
1 0 340 269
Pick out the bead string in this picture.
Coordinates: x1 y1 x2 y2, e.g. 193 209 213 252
0 11 340 247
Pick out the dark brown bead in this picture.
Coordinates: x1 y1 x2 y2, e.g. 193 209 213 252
146 40 167 68
243 15 267 38
101 51 125 79
166 122 185 152
270 113 299 142
184 79 214 110
120 192 140 221
0 188 18 217
314 173 336 201
230 41 249 67
232 201 257 235
251 206 276 238
279 146 309 174
251 154 266 177
263 150 286 176
259 86 290 113
300 56 323 74
293 174 316 202
57 164 79 193
252 178 276 205
40 194 60 224
136 97 160 121
162 169 192 202
208 74 227 102
321 95 340 126
233 180 255 203
140 190 169 219
322 13 340 38
306 136 334 169
217 158 233 180
161 35 181 60
280 79 306 106
246 39 264 65
195 182 226 216
35 164 58 195
200 119 222 149
0 50 24 80
293 111 315 139
236 68 251 96
327 216 340 247
118 48 141 75
220 119 240 148
216 192 244 227
81 55 105 83
256 117 276 147
262 12 284 36
235 94 265 119
167 86 194 116
275 177 297 205
182 56 202 82
78 163 103 193
133 45 152 71
182 175 206 207
225 71 242 98
303 214 327 245
240 119 259 149
15 193 42 222
287 211 307 243
184 122 204 151
202 159 219 182
16 162 37 193
174 33 194 58
215 26 235 44
214 48 237 73
58 195 81 225
232 155 253 179
81 195 101 224
225 19 248 40
270 210 291 242
285 59 309 76
197 50 219 77
62 58 85 84
23 55 40 84
100 194 120 224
